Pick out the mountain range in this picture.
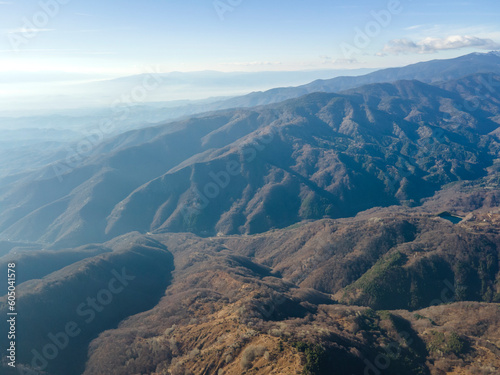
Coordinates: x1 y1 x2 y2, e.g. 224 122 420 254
0 51 499 375
1 71 499 247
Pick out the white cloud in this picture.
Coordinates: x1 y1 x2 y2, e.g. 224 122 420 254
383 35 500 54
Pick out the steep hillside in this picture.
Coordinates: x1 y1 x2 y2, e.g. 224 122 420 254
0 235 174 375
74 210 500 374
80 208 500 375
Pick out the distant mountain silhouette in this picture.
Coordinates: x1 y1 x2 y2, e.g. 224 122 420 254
211 51 500 109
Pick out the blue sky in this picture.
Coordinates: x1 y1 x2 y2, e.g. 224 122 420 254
1 0 499 76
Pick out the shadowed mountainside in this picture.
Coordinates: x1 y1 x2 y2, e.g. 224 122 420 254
0 75 499 248
0 235 174 375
